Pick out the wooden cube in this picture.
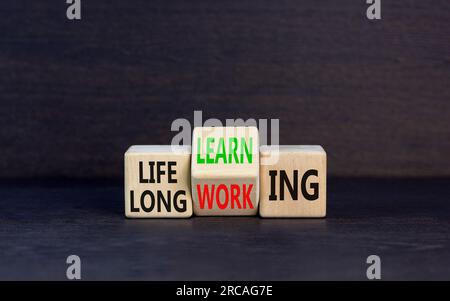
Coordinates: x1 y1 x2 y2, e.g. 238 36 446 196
124 145 193 218
191 126 259 216
259 145 326 218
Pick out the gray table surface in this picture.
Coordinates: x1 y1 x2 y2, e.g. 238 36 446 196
0 178 449 280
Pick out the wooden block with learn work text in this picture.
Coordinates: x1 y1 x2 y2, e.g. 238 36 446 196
124 145 193 218
191 126 259 216
259 145 326 218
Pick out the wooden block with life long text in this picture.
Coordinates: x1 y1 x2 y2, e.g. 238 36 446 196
124 145 193 218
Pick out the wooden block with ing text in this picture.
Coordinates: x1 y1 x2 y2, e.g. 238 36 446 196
124 145 193 218
259 145 326 218
191 126 259 216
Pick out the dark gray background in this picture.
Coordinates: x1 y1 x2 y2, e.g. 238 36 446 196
1 0 449 179
0 1 450 281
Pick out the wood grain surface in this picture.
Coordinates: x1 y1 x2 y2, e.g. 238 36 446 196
0 1 449 178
